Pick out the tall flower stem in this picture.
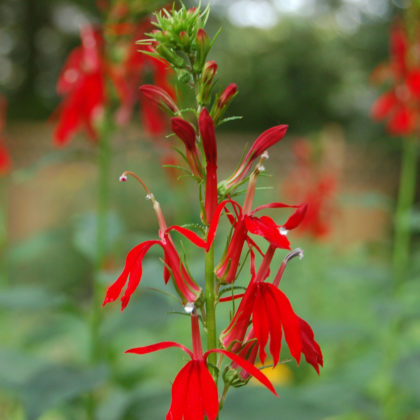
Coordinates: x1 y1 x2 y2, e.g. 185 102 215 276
88 116 112 419
205 243 217 381
393 138 418 285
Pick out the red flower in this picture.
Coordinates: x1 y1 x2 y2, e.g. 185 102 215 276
221 281 302 366
103 192 201 309
199 108 218 223
223 125 288 191
171 117 202 177
282 139 337 239
0 96 11 175
370 20 420 136
126 313 277 420
54 26 105 146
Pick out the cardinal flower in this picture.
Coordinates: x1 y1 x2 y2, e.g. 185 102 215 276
221 124 288 192
103 174 201 310
126 312 277 420
371 20 420 135
199 108 218 223
0 96 11 175
54 26 105 145
221 247 321 371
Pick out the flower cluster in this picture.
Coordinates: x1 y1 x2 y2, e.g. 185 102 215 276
103 5 322 418
53 2 174 146
371 19 420 136
0 95 12 175
282 138 337 239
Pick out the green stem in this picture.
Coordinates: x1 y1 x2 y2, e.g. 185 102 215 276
205 244 217 381
87 119 112 419
392 138 418 286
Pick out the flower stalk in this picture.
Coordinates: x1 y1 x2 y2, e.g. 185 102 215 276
393 138 418 285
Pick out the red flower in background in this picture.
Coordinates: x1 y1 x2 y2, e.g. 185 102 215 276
371 20 420 136
53 16 174 146
283 138 337 239
0 95 12 175
53 26 105 146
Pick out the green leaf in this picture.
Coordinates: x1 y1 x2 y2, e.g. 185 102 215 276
72 211 125 261
0 286 66 310
20 364 108 420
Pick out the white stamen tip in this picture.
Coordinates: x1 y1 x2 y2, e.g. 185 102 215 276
145 194 152 200
119 174 127 182
262 151 269 160
258 165 265 172
298 250 304 260
184 302 195 314
279 227 289 236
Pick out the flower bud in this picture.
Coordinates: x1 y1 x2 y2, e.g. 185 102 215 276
212 83 238 123
218 83 238 109
199 61 218 104
156 44 185 68
196 28 210 69
179 30 189 47
202 61 218 85
140 85 179 114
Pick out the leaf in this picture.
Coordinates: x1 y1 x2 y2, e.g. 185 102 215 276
21 364 108 420
0 286 66 310
72 211 125 261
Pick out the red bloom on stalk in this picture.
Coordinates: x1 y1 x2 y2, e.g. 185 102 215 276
283 139 337 239
223 124 288 191
221 281 302 366
0 96 11 175
171 117 202 177
126 314 277 420
54 26 105 146
199 108 218 222
371 20 420 135
103 182 201 309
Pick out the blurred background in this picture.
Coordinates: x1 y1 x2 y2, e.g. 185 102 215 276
1 0 419 419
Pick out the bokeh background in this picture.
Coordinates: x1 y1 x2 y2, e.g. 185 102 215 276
1 0 419 419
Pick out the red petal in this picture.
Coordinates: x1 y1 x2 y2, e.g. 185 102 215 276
198 361 219 420
199 108 217 165
283 203 308 230
244 125 288 163
272 287 302 364
171 117 196 151
165 225 207 249
167 361 193 420
205 349 277 396
126 341 193 358
252 201 296 215
245 215 291 250
387 105 415 135
299 317 323 374
252 285 270 364
120 240 161 310
371 92 397 121
407 70 420 97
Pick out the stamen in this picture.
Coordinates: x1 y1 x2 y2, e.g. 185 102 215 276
279 227 288 235
184 302 195 314
273 248 304 287
119 171 153 198
261 151 269 160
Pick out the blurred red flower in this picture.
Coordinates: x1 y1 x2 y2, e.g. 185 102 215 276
371 20 420 136
0 96 12 175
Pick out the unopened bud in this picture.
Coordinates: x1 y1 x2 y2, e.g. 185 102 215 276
179 30 189 47
217 83 238 109
140 85 179 114
202 61 218 85
196 28 210 69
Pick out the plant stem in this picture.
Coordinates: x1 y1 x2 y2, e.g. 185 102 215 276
205 243 217 381
392 138 418 286
87 118 112 419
